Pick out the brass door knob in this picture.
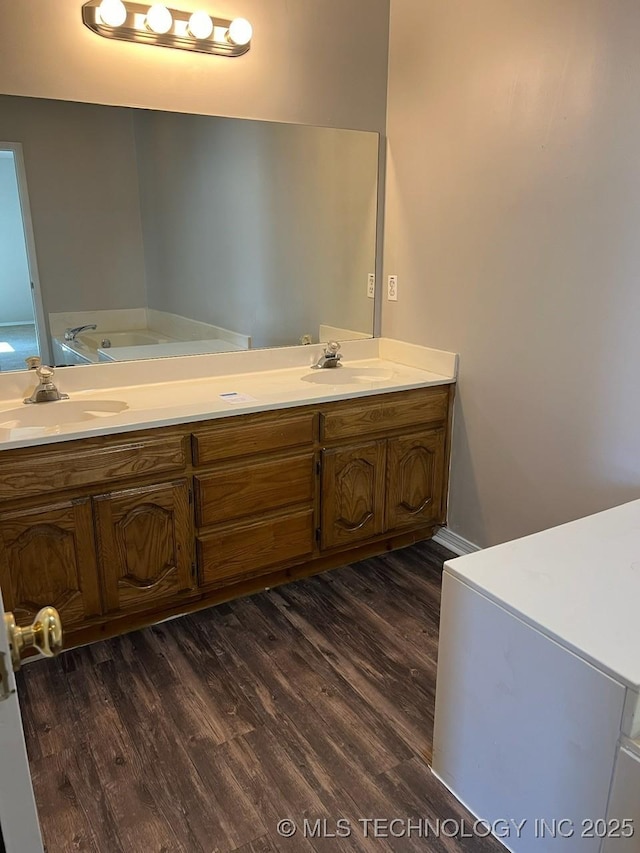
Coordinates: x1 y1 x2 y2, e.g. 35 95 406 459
3 607 63 671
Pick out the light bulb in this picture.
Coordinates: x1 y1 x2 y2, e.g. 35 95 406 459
187 10 214 39
227 17 252 46
145 4 173 34
97 0 127 27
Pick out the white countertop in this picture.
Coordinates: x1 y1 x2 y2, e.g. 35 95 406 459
0 338 457 451
446 499 640 690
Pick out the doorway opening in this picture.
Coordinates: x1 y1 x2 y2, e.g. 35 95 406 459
0 144 49 372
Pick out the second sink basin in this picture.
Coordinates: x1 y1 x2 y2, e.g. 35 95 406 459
301 367 396 385
0 399 128 431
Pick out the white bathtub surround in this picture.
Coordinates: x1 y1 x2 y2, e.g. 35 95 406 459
48 309 148 337
0 337 457 450
433 500 640 852
319 324 372 342
146 309 251 349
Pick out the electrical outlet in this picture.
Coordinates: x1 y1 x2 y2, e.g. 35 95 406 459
367 273 375 299
387 275 398 301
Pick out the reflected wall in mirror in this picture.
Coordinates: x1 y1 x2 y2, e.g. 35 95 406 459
0 94 379 372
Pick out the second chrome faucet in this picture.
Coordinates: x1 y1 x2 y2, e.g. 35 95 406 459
312 340 342 369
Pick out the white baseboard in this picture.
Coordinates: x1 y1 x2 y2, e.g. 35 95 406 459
433 527 481 556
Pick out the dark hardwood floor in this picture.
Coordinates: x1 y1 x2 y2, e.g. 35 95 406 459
17 541 503 853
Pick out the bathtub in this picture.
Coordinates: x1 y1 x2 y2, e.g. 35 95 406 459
85 330 174 350
53 329 175 365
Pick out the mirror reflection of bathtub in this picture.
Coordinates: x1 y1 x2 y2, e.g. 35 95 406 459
53 327 249 365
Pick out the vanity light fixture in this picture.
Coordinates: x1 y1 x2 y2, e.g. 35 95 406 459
82 1 253 56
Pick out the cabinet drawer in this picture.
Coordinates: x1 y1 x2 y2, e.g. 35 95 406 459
195 453 314 527
320 388 449 442
192 412 316 466
0 434 187 501
198 508 314 587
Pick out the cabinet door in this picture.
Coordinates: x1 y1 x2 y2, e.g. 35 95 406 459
386 428 446 531
0 499 101 628
321 441 386 550
94 479 194 614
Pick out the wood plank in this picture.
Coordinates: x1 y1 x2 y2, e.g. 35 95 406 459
27 747 105 853
226 595 412 774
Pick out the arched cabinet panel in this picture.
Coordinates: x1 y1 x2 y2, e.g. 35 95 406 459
320 440 386 549
386 429 446 531
94 479 194 613
0 499 101 627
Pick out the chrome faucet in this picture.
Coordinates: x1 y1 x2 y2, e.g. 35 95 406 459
312 340 342 369
24 366 69 404
64 324 97 341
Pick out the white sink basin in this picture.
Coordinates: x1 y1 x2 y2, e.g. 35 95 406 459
301 367 396 385
0 399 128 430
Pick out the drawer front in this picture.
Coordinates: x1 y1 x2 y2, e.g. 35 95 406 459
321 388 449 442
198 508 314 587
195 453 314 527
0 434 187 501
192 412 316 466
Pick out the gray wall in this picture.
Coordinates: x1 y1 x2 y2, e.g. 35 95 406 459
0 96 147 315
384 0 640 547
0 0 389 133
0 153 32 324
135 112 378 347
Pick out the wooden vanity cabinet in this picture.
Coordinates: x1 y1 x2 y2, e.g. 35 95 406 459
0 384 454 647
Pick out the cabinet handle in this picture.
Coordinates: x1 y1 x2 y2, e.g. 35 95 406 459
338 511 374 533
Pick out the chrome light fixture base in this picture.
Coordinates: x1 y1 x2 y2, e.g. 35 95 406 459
82 1 252 57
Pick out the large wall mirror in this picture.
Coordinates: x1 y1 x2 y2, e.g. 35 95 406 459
0 94 379 373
